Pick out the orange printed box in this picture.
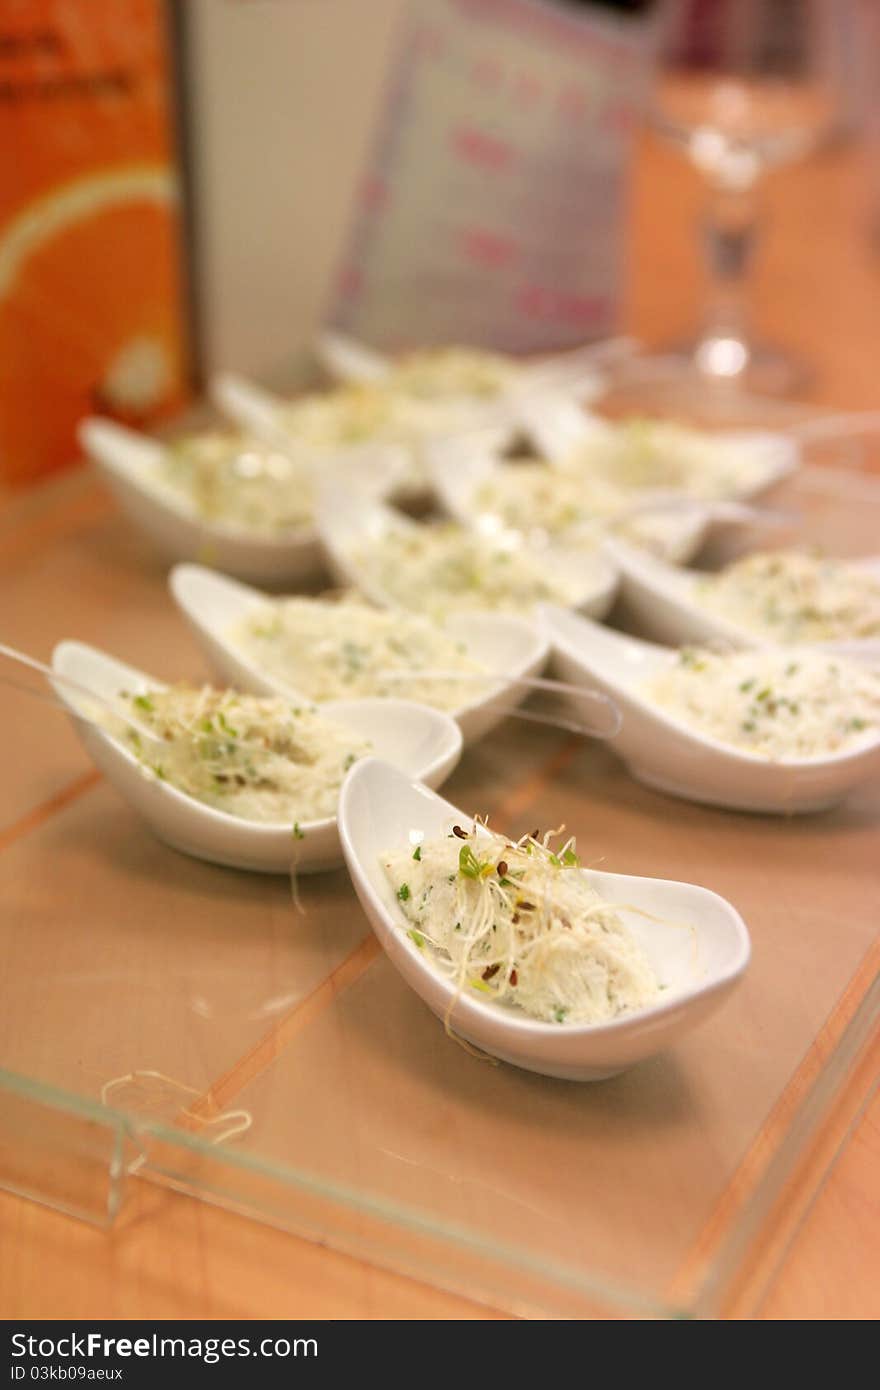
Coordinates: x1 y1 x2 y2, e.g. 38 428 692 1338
0 0 191 486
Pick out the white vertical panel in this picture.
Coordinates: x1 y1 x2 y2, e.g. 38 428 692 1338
184 0 407 382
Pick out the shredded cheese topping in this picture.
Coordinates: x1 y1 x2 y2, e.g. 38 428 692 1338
697 549 880 643
232 595 489 709
274 381 492 495
109 686 370 824
385 346 518 400
383 825 660 1025
158 431 314 533
645 646 880 760
564 418 779 500
473 460 697 559
354 522 586 618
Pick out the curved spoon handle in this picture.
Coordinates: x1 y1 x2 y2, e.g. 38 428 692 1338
0 641 162 744
610 495 799 529
377 668 622 739
0 642 294 757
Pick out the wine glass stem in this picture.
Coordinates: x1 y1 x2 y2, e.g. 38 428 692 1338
700 181 759 359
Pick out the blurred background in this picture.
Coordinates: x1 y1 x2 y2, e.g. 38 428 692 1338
1 0 877 486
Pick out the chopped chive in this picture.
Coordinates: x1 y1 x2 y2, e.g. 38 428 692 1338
458 843 489 879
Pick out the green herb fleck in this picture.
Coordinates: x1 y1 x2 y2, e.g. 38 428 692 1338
407 929 424 949
397 883 411 902
680 648 707 671
292 822 305 840
133 694 154 712
458 843 490 879
412 845 422 861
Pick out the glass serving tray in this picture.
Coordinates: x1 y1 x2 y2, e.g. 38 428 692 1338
1 398 879 1320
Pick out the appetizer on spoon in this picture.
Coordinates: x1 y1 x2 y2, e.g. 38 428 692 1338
314 328 625 402
315 492 619 623
169 563 550 745
542 606 880 814
81 416 400 586
212 371 513 507
606 539 880 654
517 393 800 502
339 759 750 1081
50 641 462 873
425 433 712 565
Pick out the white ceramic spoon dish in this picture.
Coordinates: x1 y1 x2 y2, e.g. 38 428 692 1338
211 370 514 508
51 641 462 873
80 417 336 587
541 605 880 814
338 758 751 1081
82 416 405 587
314 328 625 401
517 393 801 503
425 435 711 565
605 539 880 656
169 563 550 745
315 492 619 623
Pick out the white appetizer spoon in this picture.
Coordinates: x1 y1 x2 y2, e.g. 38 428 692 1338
314 328 633 400
315 491 619 623
338 758 751 1081
50 641 462 874
424 433 713 566
168 563 551 746
603 538 880 658
80 416 397 587
541 604 880 814
516 393 801 504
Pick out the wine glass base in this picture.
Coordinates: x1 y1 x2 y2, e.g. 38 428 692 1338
667 334 811 398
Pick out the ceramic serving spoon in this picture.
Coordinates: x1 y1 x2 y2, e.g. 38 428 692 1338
51 641 463 874
81 416 399 587
169 563 553 746
338 758 751 1081
541 604 880 814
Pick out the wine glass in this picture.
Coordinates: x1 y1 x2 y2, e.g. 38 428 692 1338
649 0 850 395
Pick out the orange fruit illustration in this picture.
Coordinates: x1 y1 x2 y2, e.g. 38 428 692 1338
0 164 189 483
0 164 189 485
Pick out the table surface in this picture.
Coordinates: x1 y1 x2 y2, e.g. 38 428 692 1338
1 133 879 1321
